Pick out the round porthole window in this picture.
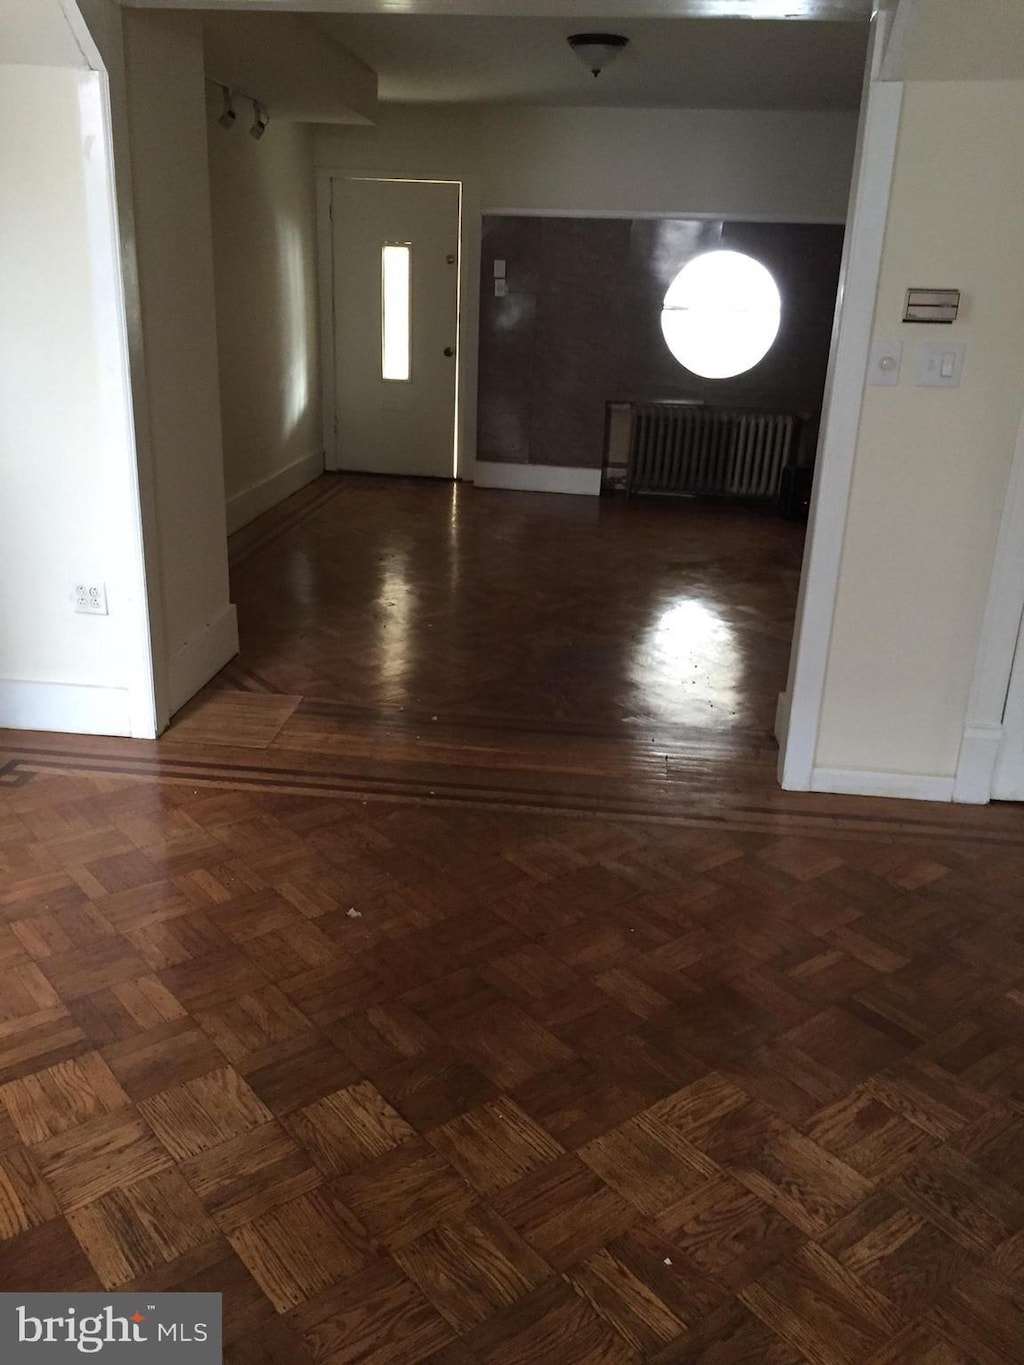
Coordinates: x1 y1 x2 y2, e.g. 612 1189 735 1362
660 250 781 380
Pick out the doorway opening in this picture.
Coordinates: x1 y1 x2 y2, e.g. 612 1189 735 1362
163 15 879 817
180 190 846 809
195 204 842 805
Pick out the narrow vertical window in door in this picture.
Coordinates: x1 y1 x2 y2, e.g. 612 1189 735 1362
381 243 411 381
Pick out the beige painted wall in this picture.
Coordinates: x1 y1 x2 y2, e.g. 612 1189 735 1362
0 66 120 687
0 53 154 734
207 105 322 515
316 104 858 221
316 104 473 183
815 78 1024 777
478 107 857 218
203 10 377 123
899 0 1024 82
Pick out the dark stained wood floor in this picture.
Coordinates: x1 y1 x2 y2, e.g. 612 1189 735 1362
1 476 1024 1363
224 475 804 738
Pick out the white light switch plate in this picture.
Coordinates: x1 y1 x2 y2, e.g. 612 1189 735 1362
915 340 966 388
868 338 902 386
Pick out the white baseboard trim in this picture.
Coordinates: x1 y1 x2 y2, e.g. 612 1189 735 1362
810 766 955 802
226 449 325 534
0 679 131 737
473 461 601 497
167 604 239 717
952 721 1003 804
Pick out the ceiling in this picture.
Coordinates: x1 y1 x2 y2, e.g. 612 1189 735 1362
312 13 870 109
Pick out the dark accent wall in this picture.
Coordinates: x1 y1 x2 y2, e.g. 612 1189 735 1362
477 215 845 469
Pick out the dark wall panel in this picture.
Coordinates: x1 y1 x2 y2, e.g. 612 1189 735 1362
477 214 845 469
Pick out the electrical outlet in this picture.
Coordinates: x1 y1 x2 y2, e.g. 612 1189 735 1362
74 582 108 615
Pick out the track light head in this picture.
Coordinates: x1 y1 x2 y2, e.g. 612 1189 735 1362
217 86 236 130
250 100 269 141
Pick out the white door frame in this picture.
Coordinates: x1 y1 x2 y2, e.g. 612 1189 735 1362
776 5 905 790
316 167 480 481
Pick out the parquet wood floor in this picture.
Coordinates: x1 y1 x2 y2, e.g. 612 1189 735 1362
1 477 1023 1362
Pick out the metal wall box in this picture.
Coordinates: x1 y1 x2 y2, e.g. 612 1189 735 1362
904 288 960 323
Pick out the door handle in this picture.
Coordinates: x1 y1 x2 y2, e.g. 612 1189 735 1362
443 347 454 357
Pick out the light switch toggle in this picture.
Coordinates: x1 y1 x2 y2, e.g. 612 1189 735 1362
915 341 966 388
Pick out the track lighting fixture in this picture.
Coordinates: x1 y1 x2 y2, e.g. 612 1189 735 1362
217 85 236 130
206 79 269 141
250 100 269 141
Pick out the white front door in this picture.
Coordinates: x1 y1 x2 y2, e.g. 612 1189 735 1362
330 176 460 478
993 608 1024 799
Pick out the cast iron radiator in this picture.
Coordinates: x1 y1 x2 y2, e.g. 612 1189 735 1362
625 402 799 499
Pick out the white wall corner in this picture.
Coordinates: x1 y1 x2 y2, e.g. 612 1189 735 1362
952 722 1005 804
472 462 601 497
810 766 955 802
953 395 1024 805
166 603 238 717
316 170 337 470
879 0 919 81
226 448 325 535
0 680 131 737
774 690 791 750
